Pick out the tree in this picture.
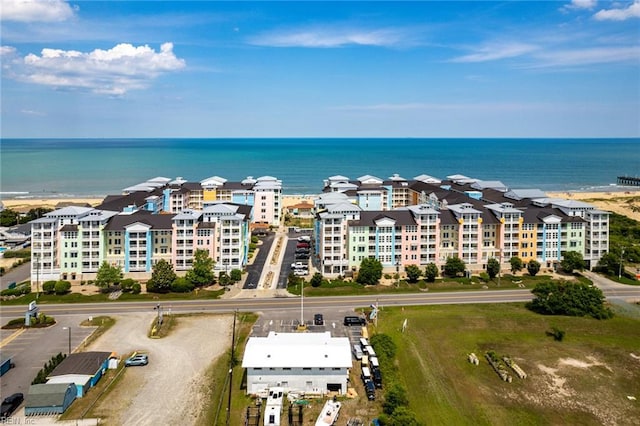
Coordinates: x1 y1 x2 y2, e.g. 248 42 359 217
527 280 613 319
54 280 71 295
230 268 242 282
95 261 123 289
147 259 176 293
19 207 53 224
424 263 439 282
561 251 585 273
444 257 465 278
527 260 541 276
510 256 523 274
356 258 383 285
404 265 422 283
0 209 19 227
379 406 422 426
310 272 323 288
383 383 409 415
185 249 215 287
596 251 621 276
486 258 500 279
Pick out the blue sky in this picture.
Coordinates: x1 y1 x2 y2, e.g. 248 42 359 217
1 0 639 138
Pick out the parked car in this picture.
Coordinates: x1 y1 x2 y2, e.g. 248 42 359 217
0 393 24 419
297 236 311 242
364 379 376 400
314 313 324 325
295 248 310 254
344 316 366 326
125 354 148 367
295 254 310 260
294 269 308 276
291 262 306 269
372 368 383 388
296 242 310 248
353 344 364 360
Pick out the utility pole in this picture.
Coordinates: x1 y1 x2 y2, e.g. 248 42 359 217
226 309 237 426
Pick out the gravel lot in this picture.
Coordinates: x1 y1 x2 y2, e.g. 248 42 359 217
86 312 233 425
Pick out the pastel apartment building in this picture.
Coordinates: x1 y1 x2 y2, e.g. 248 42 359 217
31 176 257 282
315 174 609 277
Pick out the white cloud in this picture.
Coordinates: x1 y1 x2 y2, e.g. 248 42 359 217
248 26 414 48
565 0 598 10
13 43 186 95
0 0 76 22
532 46 640 67
330 102 556 112
594 0 640 20
1 46 18 56
450 42 539 63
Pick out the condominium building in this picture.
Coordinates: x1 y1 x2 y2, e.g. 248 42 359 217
315 174 610 277
31 201 251 282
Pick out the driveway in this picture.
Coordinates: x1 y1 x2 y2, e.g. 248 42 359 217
244 233 275 289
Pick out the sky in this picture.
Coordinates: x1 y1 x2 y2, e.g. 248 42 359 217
1 0 639 138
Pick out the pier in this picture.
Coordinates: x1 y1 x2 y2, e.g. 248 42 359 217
617 176 640 186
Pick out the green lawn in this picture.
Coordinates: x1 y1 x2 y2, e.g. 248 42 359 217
372 303 640 425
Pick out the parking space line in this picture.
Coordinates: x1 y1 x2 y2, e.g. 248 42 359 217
0 328 26 348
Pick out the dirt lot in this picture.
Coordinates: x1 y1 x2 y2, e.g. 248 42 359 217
86 312 233 425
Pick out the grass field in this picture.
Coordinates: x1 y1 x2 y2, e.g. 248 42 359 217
372 302 640 425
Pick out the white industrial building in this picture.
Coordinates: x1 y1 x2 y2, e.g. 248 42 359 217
242 332 352 396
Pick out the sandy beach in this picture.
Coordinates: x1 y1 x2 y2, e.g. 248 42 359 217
2 190 639 220
546 190 640 221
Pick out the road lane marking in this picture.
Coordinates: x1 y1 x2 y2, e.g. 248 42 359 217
0 328 26 348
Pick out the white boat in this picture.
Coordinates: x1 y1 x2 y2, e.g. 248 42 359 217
264 387 284 426
315 399 341 426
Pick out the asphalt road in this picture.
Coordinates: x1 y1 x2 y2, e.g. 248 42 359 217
1 262 31 290
243 233 275 289
3 285 639 319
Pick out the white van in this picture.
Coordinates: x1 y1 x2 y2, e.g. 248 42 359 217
365 345 376 357
361 366 371 382
359 337 369 348
370 356 379 369
353 344 363 360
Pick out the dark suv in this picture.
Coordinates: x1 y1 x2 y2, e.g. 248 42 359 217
314 313 324 325
364 380 376 400
343 316 366 326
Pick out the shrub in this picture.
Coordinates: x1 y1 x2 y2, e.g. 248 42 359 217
2 249 31 259
230 269 242 282
120 278 137 292
546 327 565 341
0 284 31 297
479 272 490 283
131 283 141 294
42 280 57 294
527 280 613 319
171 277 195 293
370 333 397 361
310 272 323 287
54 280 71 295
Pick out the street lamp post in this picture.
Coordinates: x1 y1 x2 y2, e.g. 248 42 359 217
63 326 71 355
618 248 625 279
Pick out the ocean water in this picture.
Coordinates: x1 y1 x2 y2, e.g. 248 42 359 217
1 138 639 197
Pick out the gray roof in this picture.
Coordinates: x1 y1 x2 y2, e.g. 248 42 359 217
351 210 416 227
49 352 112 377
103 211 175 231
26 383 75 407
